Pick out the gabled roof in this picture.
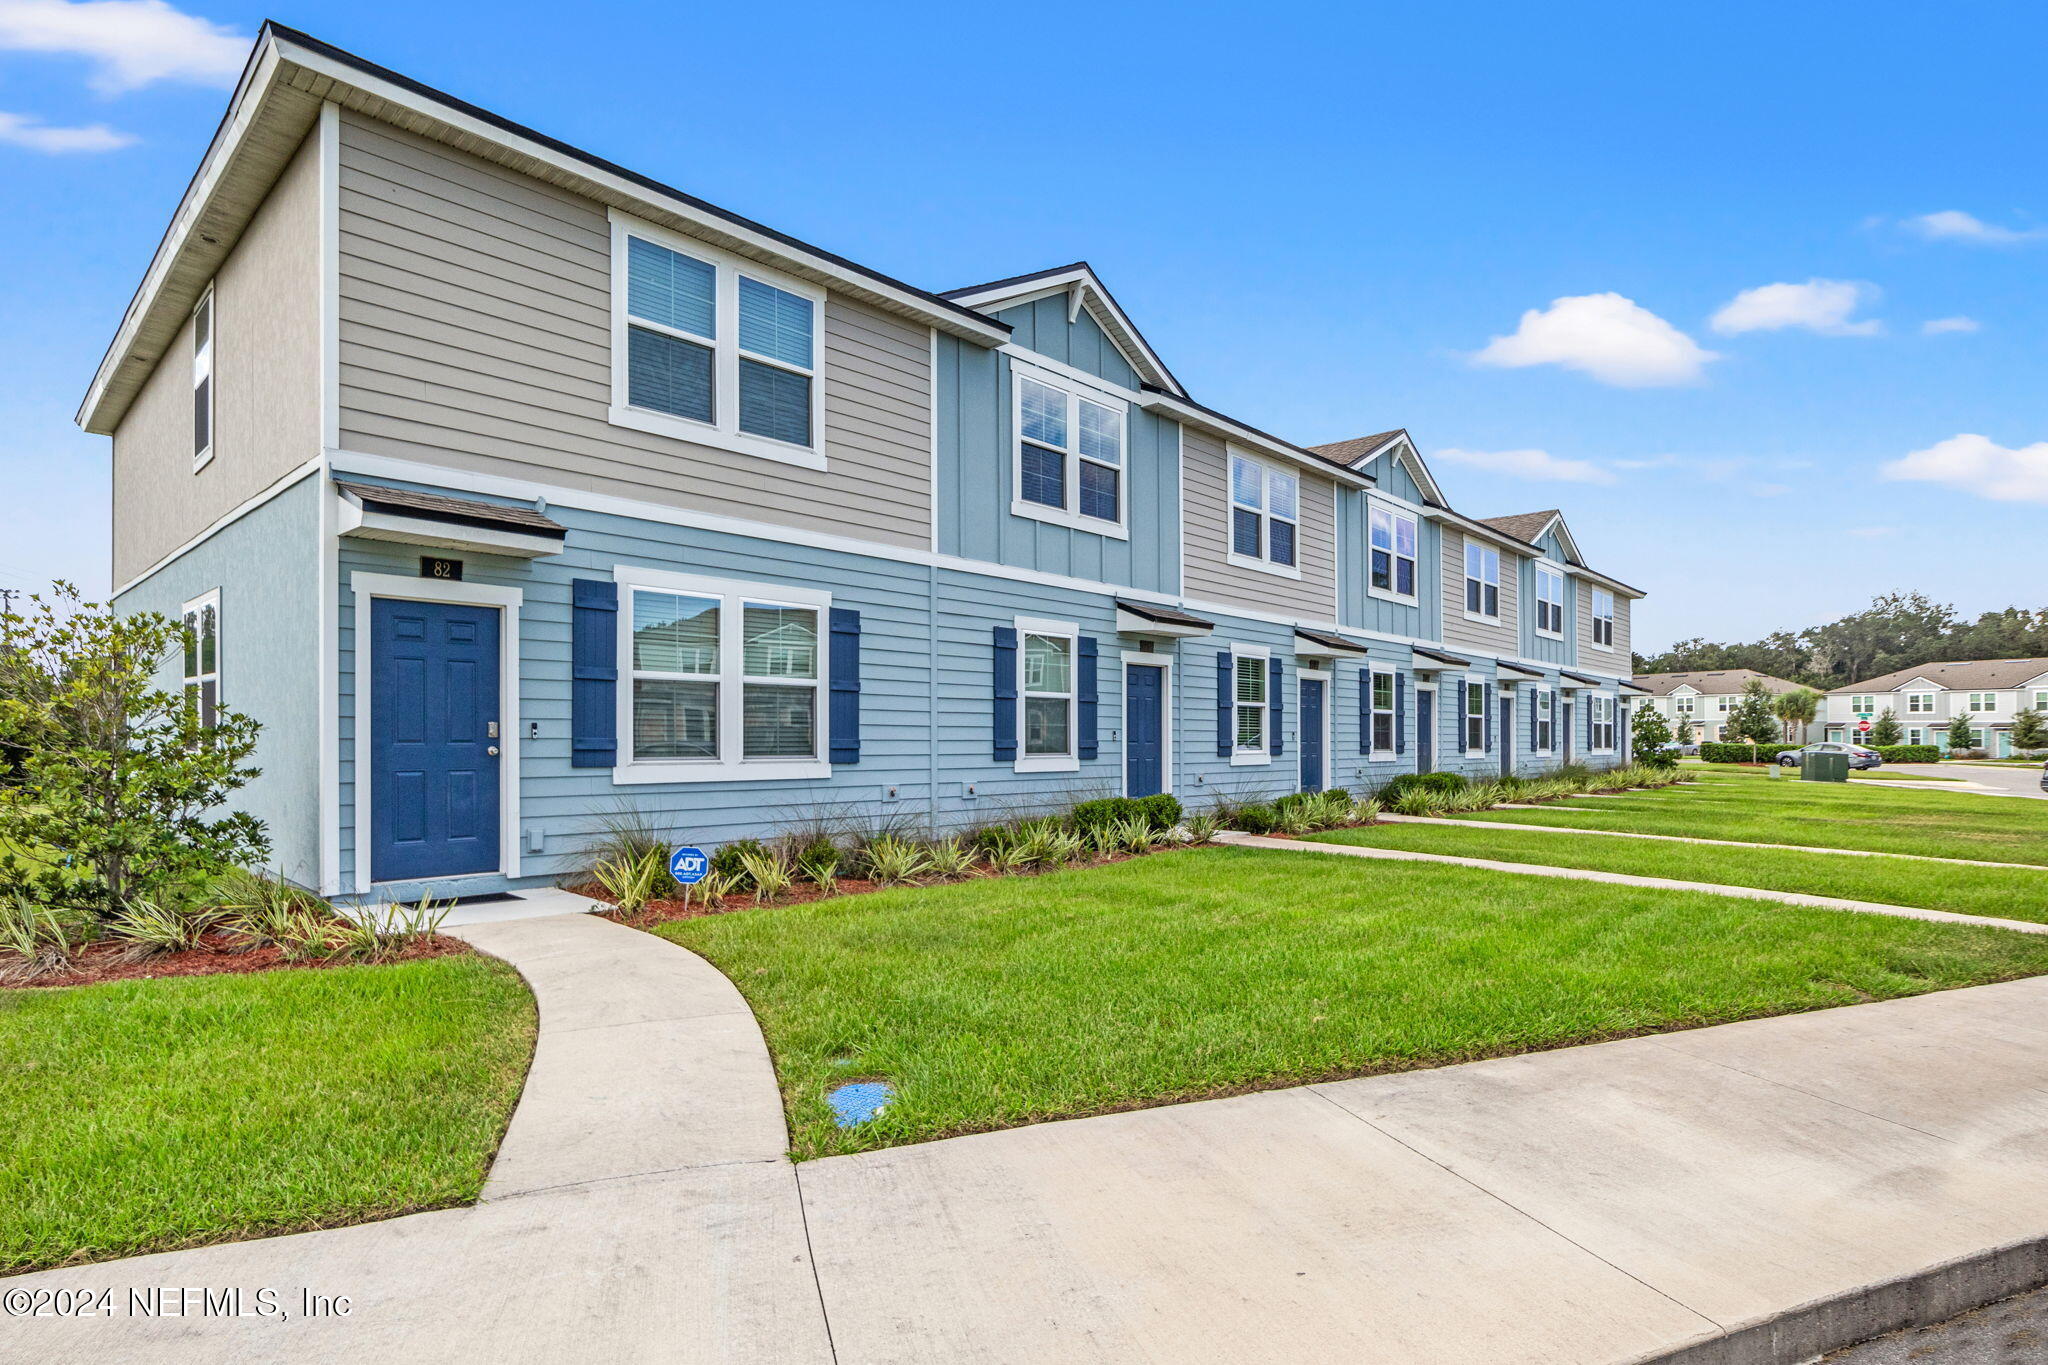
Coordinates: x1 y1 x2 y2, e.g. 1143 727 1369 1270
941 262 1185 397
1829 657 2048 694
1632 669 1809 697
1306 429 1448 507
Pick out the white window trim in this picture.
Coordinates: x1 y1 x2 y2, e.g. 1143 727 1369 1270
1536 687 1555 753
1007 360 1130 539
1590 693 1617 753
1015 614 1082 773
1226 447 1303 580
611 563 832 785
1463 677 1487 754
192 285 215 472
1587 588 1615 652
1366 501 1419 606
2033 690 2048 711
347 571 523 893
181 588 221 721
1230 642 1273 767
607 209 829 472
1533 563 1566 640
1463 544 1501 623
1967 692 1997 713
1906 691 1935 713
1119 651 1175 797
1368 666 1398 758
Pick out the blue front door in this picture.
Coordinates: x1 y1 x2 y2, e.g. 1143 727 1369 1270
1299 677 1325 792
1418 689 1434 771
1124 663 1165 797
370 599 502 883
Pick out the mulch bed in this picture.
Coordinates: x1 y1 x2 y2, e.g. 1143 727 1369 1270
6 929 470 991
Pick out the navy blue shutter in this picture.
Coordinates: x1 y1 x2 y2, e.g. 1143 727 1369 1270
828 608 861 764
571 579 618 768
1077 636 1099 760
992 627 1018 762
1395 671 1408 755
1216 651 1234 757
1529 689 1539 752
1268 656 1285 756
1484 685 1494 752
1358 667 1372 755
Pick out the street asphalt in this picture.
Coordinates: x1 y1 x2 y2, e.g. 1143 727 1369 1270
1825 1282 2048 1363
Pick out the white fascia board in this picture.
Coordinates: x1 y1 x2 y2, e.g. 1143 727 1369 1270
339 504 565 558
1137 394 1370 487
947 266 1182 397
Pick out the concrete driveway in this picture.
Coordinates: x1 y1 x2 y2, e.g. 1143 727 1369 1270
1881 761 2048 798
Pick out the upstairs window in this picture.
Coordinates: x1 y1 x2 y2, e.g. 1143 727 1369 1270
1370 669 1396 752
1907 692 1935 713
192 288 214 468
1674 695 1695 715
1717 695 1733 714
1235 652 1268 752
1534 566 1565 636
1013 370 1126 533
1369 505 1417 600
1590 589 1615 647
1967 692 1997 712
1464 543 1500 618
182 590 219 727
2035 690 2048 711
1229 452 1299 573
611 214 824 467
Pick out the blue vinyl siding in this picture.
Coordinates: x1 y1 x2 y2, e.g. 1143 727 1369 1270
991 297 1140 388
1519 527 1578 663
1335 485 1437 641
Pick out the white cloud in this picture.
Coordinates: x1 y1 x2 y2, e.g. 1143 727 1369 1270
1434 447 1616 485
0 0 246 93
1903 210 2048 245
1846 526 1898 537
1709 279 1882 337
1922 316 1980 335
1881 434 2048 504
0 107 131 150
1470 293 1717 387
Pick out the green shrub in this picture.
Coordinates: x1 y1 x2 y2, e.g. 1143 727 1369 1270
1697 742 1801 764
1070 797 1139 832
1231 803 1280 835
1135 794 1183 831
710 838 768 888
1385 771 1467 799
1873 744 1941 764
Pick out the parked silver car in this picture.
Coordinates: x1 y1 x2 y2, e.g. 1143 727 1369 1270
1776 742 1883 770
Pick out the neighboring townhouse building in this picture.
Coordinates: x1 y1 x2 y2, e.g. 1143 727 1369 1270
87 25 1646 904
1825 658 2048 754
1631 670 1821 743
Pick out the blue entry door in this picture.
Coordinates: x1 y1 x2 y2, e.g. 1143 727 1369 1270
370 599 502 883
1299 677 1325 792
1417 689 1434 771
1124 663 1166 798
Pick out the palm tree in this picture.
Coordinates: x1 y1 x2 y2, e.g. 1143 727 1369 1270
1772 687 1820 743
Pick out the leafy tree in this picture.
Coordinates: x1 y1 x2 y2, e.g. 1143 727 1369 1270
1631 704 1676 767
1945 714 1978 755
2012 708 2048 753
0 584 268 918
1773 687 1822 742
1673 716 1694 745
1867 707 1902 746
1727 679 1780 745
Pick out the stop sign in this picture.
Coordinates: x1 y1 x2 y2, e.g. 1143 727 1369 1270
1857 720 1871 732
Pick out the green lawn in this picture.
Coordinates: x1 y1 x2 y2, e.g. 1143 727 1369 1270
1 955 535 1274
1448 776 2048 866
1685 762 1958 781
1310 822 2048 923
659 846 2048 1159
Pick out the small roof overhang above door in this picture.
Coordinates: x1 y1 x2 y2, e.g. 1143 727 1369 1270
1409 646 1472 673
1496 661 1546 686
1294 627 1370 662
1557 670 1608 690
336 480 567 559
1115 599 1216 639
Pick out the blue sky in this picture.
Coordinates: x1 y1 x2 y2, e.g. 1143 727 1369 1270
3 1 2044 652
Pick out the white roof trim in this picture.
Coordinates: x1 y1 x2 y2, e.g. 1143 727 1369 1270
945 265 1184 397
1352 437 1449 507
1138 393 1371 487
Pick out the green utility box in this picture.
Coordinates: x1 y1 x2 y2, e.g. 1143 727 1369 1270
1800 751 1850 783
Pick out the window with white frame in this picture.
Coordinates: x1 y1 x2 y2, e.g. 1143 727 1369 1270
1013 369 1126 532
1464 543 1500 618
182 590 219 728
1464 680 1485 751
1229 452 1299 572
1590 695 1616 751
1849 695 1875 714
1590 589 1615 647
192 288 214 467
1907 692 1935 713
611 215 824 465
1234 651 1268 754
1674 695 1695 715
1370 669 1396 753
2034 689 2048 711
1536 689 1555 751
1021 629 1076 759
1716 695 1733 714
1968 692 1997 712
624 575 826 777
1368 504 1417 600
1534 566 1565 636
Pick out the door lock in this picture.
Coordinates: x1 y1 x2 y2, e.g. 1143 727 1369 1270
487 721 500 738
487 745 500 756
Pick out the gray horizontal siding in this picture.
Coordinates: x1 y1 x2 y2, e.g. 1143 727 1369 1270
1439 527 1520 657
1181 428 1337 619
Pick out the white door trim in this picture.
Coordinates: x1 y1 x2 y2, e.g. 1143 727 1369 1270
1297 667 1333 792
1119 651 1175 798
349 570 523 894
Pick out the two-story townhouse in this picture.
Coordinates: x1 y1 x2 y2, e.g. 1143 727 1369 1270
87 25 1646 905
1825 658 2048 754
1631 670 1821 743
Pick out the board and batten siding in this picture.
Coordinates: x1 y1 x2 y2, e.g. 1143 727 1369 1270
1334 485 1436 640
1437 527 1519 657
990 298 1141 388
334 112 933 550
1180 428 1337 620
112 129 321 587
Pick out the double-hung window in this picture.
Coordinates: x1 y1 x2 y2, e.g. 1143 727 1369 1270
2034 690 2048 711
1716 695 1733 714
611 213 825 468
1590 589 1615 647
192 288 214 469
1968 691 1997 712
1849 694 1874 715
1674 695 1695 716
1234 650 1269 757
620 569 829 781
1368 505 1418 600
1464 680 1486 751
1012 367 1127 535
1536 689 1555 751
1021 629 1076 760
1590 695 1616 751
1534 566 1565 636
1369 670 1396 753
182 590 220 728
1464 543 1500 618
1907 692 1934 714
1228 451 1300 574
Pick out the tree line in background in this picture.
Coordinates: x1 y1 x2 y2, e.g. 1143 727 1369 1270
1633 593 2048 689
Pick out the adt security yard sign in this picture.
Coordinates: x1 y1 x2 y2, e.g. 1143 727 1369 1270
669 846 709 885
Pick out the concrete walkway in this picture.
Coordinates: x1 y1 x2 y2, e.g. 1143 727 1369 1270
17 917 2048 1363
1215 830 2048 936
